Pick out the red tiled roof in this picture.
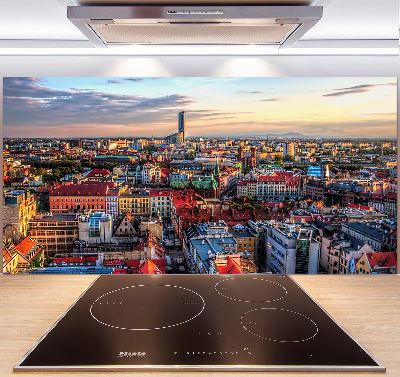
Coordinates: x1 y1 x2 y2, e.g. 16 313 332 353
3 247 15 265
112 269 128 274
161 168 172 175
172 192 197 215
237 180 248 186
262 202 279 207
126 259 141 268
274 171 294 176
285 177 300 182
217 256 243 274
384 192 397 200
366 252 397 269
136 259 165 274
49 183 109 196
87 169 111 177
257 176 300 185
15 237 38 257
258 176 285 182
104 260 123 265
150 190 171 197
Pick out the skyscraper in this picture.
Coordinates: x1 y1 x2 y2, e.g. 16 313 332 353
178 111 185 139
164 111 185 144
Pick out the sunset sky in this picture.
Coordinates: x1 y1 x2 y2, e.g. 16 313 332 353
3 77 397 139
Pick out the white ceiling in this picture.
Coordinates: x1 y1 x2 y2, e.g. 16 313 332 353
0 0 398 53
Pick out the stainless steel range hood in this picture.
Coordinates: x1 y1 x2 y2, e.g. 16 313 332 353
67 5 322 48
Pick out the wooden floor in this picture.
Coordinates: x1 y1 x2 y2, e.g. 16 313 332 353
1 274 399 377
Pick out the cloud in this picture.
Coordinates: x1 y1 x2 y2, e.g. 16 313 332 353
69 88 97 92
3 77 193 130
361 112 397 117
238 90 267 94
261 97 285 102
323 82 396 97
124 78 145 82
3 77 56 98
106 80 123 85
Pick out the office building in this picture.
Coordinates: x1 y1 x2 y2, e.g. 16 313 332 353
265 223 320 274
28 213 79 257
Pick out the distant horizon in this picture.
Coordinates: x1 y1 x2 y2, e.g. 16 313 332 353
3 77 397 139
4 135 398 141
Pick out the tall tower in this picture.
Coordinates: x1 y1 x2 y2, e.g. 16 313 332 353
251 147 257 168
238 147 244 162
178 111 185 140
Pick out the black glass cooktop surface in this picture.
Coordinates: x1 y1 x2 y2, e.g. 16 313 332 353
14 275 385 372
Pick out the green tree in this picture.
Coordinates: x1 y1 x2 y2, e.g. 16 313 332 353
284 155 295 162
185 152 195 161
43 173 58 183
242 195 255 201
37 197 50 212
31 167 44 176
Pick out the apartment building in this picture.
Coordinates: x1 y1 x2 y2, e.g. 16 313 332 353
28 213 79 257
118 189 150 217
48 183 109 213
149 189 171 218
257 175 300 201
341 222 387 252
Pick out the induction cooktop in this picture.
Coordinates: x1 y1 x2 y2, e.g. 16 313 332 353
14 275 385 372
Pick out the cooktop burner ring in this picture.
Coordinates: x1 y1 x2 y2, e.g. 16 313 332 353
89 284 205 331
241 307 319 343
215 277 288 303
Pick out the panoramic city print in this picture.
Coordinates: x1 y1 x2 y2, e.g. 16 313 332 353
3 77 397 275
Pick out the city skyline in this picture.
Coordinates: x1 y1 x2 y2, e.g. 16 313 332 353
3 77 397 139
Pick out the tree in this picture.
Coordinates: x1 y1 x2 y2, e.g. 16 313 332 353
185 152 195 161
241 167 251 175
37 197 50 212
242 195 255 201
43 173 58 183
81 159 95 168
284 155 295 162
31 167 44 176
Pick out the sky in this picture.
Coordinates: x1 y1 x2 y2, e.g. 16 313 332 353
2 77 397 139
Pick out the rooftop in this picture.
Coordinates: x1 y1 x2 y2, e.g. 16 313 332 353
31 213 78 223
343 222 386 241
228 225 254 238
49 183 109 197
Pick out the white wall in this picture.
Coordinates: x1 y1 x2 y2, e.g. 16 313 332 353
0 55 398 77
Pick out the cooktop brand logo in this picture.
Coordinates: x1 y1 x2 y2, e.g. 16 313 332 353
118 351 146 358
